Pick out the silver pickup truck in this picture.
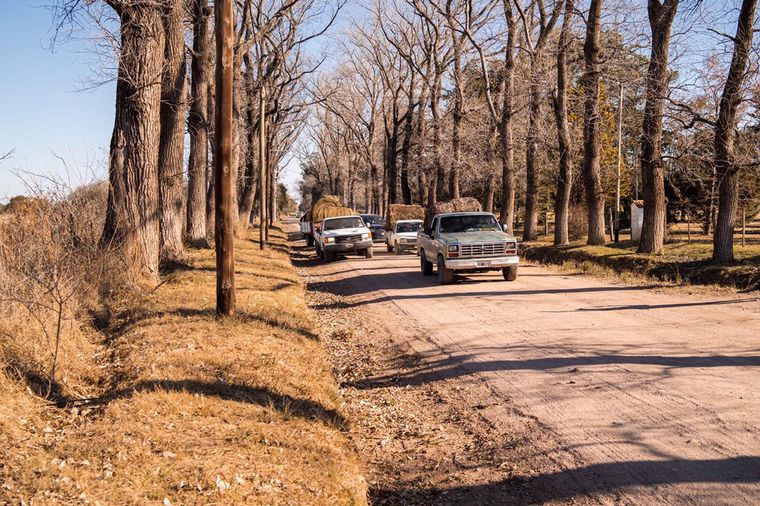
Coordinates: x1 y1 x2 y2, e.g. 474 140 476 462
417 212 519 284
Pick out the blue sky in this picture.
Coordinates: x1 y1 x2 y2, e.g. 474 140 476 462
0 2 115 202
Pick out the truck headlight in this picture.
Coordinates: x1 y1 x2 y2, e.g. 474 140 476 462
447 244 459 258
361 233 371 240
323 237 335 244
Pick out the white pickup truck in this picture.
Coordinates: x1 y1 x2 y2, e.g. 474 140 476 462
385 219 423 254
314 215 374 262
417 212 519 284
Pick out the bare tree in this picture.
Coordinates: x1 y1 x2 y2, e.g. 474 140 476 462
101 0 166 281
187 0 211 247
637 0 680 254
158 0 188 262
516 0 562 241
713 0 758 262
552 0 573 245
581 0 607 245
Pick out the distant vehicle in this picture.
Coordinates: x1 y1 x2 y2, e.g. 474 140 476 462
385 219 423 254
299 212 314 246
314 215 374 262
359 214 386 242
417 212 519 284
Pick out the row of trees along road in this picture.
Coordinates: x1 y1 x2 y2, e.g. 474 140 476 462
302 0 760 263
53 0 338 284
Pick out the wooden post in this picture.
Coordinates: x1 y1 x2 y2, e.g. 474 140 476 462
214 0 235 317
259 86 267 250
687 211 691 243
615 82 623 243
608 207 614 243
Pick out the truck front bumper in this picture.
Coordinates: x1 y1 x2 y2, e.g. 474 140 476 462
323 239 373 253
444 255 519 271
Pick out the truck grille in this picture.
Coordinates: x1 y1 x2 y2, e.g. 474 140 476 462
335 234 362 244
460 242 510 257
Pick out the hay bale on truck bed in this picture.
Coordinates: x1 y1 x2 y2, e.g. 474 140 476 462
310 195 343 223
425 197 482 228
311 196 359 224
385 204 425 230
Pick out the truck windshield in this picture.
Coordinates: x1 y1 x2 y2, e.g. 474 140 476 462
360 215 385 226
396 222 422 233
439 215 501 233
323 216 365 230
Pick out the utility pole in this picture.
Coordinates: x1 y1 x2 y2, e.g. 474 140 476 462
259 86 267 250
615 82 623 242
214 0 235 316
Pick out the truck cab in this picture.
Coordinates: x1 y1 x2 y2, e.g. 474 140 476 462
314 215 374 262
417 212 519 284
386 219 423 254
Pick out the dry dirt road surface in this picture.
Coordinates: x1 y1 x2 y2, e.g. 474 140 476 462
292 223 760 505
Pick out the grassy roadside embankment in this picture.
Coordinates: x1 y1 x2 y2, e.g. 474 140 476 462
523 227 760 290
1 225 366 504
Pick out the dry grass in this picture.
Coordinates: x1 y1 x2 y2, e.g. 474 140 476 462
1 226 367 505
523 221 760 290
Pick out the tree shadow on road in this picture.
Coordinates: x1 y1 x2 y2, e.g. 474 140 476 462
372 456 760 505
346 350 760 389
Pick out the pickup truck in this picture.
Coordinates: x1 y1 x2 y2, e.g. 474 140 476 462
417 212 519 284
314 215 374 262
386 219 423 254
299 213 314 246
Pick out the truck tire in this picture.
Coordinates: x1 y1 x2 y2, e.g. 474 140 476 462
436 255 454 284
364 247 374 259
502 265 518 281
394 241 402 255
323 250 334 263
386 241 393 253
420 249 434 276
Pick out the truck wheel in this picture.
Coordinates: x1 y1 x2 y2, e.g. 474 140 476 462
502 265 518 281
420 250 434 276
394 242 402 255
323 250 334 263
364 247 374 259
437 255 454 284
386 242 393 253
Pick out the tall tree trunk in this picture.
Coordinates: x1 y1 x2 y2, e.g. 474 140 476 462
102 2 165 280
581 0 607 245
187 0 210 247
450 36 463 199
713 0 758 262
523 54 544 241
238 56 258 225
499 2 516 232
400 104 415 205
638 0 679 254
552 0 574 246
431 71 446 204
205 60 216 236
386 105 401 204
158 0 187 262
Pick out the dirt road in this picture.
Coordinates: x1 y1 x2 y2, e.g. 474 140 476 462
291 223 760 504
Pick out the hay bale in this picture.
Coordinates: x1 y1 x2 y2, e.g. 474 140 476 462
311 195 343 222
311 196 358 222
385 204 425 230
425 197 482 228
